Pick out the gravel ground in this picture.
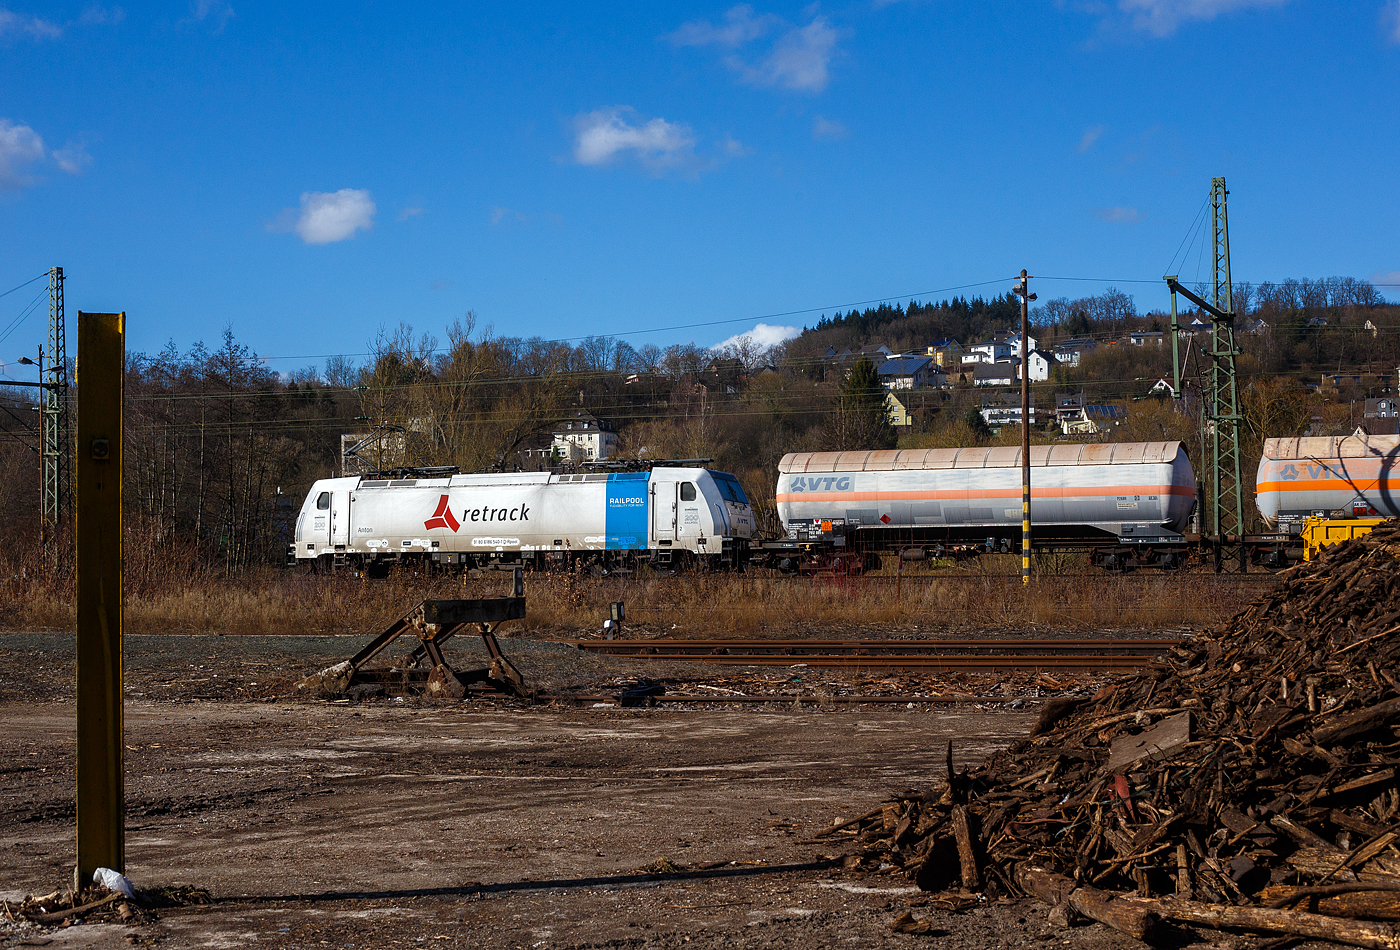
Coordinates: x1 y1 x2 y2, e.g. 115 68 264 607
0 630 1293 950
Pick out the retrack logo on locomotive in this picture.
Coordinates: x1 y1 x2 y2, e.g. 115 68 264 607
423 494 531 533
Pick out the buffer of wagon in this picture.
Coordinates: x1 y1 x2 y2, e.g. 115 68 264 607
297 595 531 700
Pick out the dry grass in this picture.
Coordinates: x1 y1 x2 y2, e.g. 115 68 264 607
0 542 1264 638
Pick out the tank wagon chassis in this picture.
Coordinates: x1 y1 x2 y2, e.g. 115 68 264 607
767 443 1206 574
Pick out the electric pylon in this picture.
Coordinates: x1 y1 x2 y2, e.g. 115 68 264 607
1165 178 1246 572
44 266 72 549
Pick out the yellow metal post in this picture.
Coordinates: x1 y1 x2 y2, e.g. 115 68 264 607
75 311 125 889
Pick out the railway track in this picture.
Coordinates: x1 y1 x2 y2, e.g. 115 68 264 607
559 637 1180 672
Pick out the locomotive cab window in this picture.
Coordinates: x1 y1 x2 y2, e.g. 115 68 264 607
716 475 748 504
316 492 330 510
680 482 696 501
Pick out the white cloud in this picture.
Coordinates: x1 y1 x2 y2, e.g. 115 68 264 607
186 0 233 31
1078 125 1105 153
0 8 62 40
1115 0 1290 38
747 17 839 91
572 106 699 173
667 6 841 94
52 141 91 174
712 323 801 354
1095 206 1143 223
721 136 751 157
0 121 91 189
813 115 847 140
79 6 125 25
1385 0 1400 43
397 206 425 221
0 119 47 190
667 4 777 47
490 206 527 225
284 189 375 245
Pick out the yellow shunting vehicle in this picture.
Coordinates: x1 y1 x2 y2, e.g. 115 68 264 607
1300 516 1389 561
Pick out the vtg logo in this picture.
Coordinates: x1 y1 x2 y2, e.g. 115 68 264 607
1277 464 1335 481
788 476 852 493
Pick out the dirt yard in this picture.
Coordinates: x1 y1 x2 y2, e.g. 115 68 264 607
0 631 1289 949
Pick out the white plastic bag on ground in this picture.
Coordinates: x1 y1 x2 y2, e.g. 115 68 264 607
92 867 134 897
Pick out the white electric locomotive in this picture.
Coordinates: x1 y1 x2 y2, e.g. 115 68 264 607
290 465 753 574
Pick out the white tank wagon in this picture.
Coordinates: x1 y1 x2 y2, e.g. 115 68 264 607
290 466 754 574
1257 434 1400 533
776 441 1197 558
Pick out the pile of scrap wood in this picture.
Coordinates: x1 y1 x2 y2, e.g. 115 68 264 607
832 523 1400 947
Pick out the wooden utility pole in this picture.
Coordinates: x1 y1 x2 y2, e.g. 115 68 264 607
75 311 125 888
1013 271 1036 586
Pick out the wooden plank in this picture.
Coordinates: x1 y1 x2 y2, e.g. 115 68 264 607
422 598 526 625
951 805 980 889
1104 712 1192 774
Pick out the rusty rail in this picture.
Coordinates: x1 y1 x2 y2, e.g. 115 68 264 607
555 637 1177 672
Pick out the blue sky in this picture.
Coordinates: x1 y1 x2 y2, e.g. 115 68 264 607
2 1 1398 378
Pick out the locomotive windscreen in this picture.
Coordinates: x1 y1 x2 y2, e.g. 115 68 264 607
714 474 748 504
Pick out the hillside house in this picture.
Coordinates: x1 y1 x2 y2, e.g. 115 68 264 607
878 356 940 390
1054 395 1126 436
926 338 966 367
972 362 1016 387
1053 338 1097 366
551 409 617 462
1026 349 1057 382
886 392 911 428
979 393 1037 429
1005 331 1039 354
1365 398 1399 419
966 335 1015 364
1148 377 1178 398
1321 372 1390 394
1128 331 1164 346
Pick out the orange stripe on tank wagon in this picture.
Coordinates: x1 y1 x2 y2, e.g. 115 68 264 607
1257 479 1400 494
776 484 1193 504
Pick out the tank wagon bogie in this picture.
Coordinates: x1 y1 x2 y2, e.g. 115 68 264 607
769 442 1197 571
291 466 753 574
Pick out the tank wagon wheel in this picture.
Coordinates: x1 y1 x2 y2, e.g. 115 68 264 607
1100 553 1128 575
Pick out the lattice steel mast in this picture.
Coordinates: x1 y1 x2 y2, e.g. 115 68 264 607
44 267 72 547
1165 178 1245 571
